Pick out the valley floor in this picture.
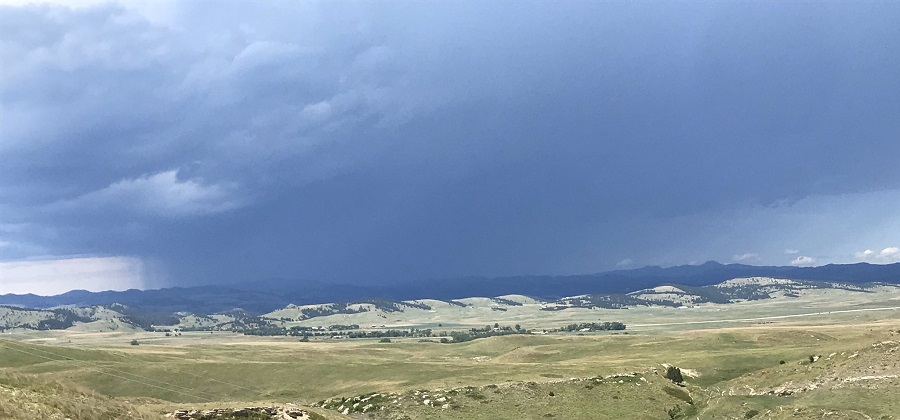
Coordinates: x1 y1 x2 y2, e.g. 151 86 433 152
1 288 899 419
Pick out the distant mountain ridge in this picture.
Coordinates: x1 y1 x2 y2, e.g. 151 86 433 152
3 276 897 333
381 261 900 303
1 262 898 315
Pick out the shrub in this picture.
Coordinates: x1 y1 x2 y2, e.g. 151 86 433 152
665 366 684 384
464 389 486 400
667 405 683 419
379 338 392 343
130 339 139 346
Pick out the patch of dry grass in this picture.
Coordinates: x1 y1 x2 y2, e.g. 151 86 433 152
0 371 162 420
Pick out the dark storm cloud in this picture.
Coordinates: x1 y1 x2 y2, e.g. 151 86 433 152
1 1 899 289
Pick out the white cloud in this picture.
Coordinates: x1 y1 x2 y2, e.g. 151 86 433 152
0 256 144 295
854 247 900 264
1 4 170 80
60 170 243 217
790 256 816 267
0 0 112 7
302 100 333 121
784 249 800 255
231 41 307 72
732 253 759 263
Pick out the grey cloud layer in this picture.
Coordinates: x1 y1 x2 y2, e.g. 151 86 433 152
1 2 898 285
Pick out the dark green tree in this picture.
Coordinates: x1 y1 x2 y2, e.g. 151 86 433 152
665 366 684 384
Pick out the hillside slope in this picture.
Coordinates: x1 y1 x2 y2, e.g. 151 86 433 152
0 372 160 420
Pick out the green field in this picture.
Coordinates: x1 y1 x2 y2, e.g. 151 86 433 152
1 288 899 419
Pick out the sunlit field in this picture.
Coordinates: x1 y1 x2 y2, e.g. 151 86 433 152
2 287 899 419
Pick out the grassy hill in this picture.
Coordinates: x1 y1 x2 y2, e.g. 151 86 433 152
0 274 897 419
3 278 896 338
2 316 899 418
0 371 161 419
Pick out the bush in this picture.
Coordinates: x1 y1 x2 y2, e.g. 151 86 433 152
665 366 684 384
464 389 486 400
130 339 139 346
379 338 392 343
667 405 683 419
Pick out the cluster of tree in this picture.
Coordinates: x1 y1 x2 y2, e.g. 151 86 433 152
550 322 626 332
489 297 523 306
292 299 436 321
177 325 215 332
38 309 94 330
244 325 433 338
244 326 318 336
243 325 290 336
108 304 181 331
343 328 433 339
297 304 367 320
243 322 533 343
352 298 433 312
441 323 529 343
665 366 684 383
0 307 94 331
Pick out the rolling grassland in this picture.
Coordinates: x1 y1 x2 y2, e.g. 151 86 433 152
1 283 898 419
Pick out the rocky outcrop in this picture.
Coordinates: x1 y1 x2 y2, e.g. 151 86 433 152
165 405 309 419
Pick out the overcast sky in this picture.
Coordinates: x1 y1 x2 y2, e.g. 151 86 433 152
1 1 899 295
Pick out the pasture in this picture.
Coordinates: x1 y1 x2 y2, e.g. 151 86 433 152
1 287 899 419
